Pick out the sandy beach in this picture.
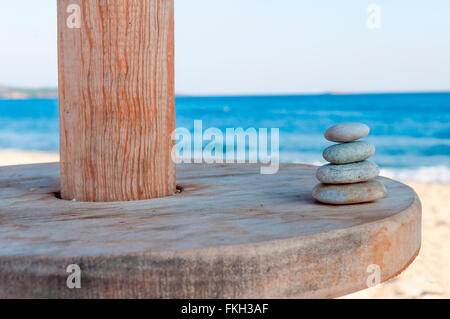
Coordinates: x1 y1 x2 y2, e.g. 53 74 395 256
0 151 448 299
0 150 59 166
346 182 450 299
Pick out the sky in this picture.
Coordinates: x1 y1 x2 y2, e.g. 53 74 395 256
0 0 449 95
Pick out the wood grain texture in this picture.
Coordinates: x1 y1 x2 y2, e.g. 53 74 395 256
0 163 421 299
58 0 175 201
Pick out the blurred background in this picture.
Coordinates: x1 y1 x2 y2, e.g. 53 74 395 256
0 0 448 298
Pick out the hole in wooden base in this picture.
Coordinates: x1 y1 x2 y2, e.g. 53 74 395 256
52 186 184 202
176 185 184 194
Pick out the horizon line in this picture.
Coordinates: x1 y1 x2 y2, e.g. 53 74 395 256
175 90 450 98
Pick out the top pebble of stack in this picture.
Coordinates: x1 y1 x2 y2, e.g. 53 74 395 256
325 123 370 143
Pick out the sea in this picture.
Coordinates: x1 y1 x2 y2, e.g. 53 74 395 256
0 92 449 183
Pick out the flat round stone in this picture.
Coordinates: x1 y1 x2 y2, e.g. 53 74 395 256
323 141 375 164
316 161 380 184
325 123 370 142
312 180 387 205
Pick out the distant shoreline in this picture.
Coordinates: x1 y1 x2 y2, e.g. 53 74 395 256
0 86 58 99
1 86 450 100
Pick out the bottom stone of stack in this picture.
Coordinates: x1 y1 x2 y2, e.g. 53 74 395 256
312 180 387 205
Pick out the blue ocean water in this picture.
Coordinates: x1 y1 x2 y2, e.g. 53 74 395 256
1 93 449 182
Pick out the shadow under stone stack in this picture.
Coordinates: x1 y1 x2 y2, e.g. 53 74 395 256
312 123 387 205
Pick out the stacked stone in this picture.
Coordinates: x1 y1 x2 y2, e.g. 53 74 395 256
312 123 387 205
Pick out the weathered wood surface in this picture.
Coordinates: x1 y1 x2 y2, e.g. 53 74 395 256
0 163 421 299
58 0 175 202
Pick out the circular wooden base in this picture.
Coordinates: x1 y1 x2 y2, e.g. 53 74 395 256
0 163 421 299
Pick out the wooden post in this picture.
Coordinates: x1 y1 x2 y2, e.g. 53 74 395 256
57 0 175 202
